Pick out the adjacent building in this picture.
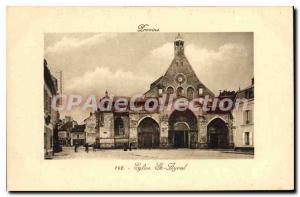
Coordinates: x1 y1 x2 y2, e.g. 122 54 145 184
84 112 99 145
71 124 86 146
58 116 78 146
58 121 72 146
232 78 254 151
44 59 60 158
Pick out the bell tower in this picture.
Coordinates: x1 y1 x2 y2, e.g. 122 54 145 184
174 33 184 57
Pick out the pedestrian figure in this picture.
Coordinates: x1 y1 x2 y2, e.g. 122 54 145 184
93 143 96 151
123 143 128 151
74 144 77 152
85 143 89 153
129 143 132 151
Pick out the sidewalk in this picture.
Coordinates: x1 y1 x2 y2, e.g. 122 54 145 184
53 147 254 160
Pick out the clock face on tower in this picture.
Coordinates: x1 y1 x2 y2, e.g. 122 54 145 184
175 73 186 84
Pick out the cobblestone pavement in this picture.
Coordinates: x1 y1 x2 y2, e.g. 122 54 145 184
53 147 254 160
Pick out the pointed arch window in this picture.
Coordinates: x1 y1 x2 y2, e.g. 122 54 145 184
166 87 174 95
177 87 184 97
114 117 124 136
187 87 194 100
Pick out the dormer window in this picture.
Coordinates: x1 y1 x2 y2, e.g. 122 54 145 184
158 88 163 96
199 88 203 95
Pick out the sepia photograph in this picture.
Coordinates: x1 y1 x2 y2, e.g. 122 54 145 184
7 6 293 191
44 32 254 160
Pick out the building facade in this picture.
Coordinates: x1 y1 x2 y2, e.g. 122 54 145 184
44 59 60 158
84 112 99 145
58 120 75 146
84 34 252 150
71 125 86 146
232 79 254 151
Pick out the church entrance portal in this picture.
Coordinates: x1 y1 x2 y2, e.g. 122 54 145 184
168 110 198 148
173 131 189 148
207 118 229 149
137 117 160 148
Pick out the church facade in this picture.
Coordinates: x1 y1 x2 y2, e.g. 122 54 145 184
86 34 252 150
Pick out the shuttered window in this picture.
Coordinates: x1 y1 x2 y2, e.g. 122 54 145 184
244 132 250 145
243 110 253 124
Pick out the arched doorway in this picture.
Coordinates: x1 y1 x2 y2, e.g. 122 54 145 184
207 118 229 148
137 117 160 148
168 109 198 148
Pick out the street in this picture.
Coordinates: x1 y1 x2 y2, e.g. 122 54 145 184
53 147 254 160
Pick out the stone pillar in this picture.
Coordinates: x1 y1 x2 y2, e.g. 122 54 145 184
129 114 138 148
198 116 208 149
160 121 169 148
129 127 137 147
159 114 169 148
227 122 234 148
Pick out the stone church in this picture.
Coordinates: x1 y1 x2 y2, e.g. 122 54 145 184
87 34 238 149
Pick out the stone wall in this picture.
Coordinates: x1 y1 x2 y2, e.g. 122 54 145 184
159 112 169 148
100 113 114 138
99 110 235 149
198 115 208 148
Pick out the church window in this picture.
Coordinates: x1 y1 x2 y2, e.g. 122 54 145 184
199 88 203 95
158 88 163 96
114 117 124 136
187 87 194 99
100 113 104 126
166 87 174 95
177 87 184 97
175 74 186 84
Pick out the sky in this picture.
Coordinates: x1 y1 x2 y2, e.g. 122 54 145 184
44 32 253 123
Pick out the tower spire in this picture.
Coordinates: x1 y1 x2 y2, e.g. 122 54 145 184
174 33 184 57
176 33 182 40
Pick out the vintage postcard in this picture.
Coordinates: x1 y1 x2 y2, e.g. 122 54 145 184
7 7 294 191
44 32 254 160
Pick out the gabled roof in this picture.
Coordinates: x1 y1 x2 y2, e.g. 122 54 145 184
236 84 254 99
150 76 163 89
58 121 73 131
146 54 215 97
